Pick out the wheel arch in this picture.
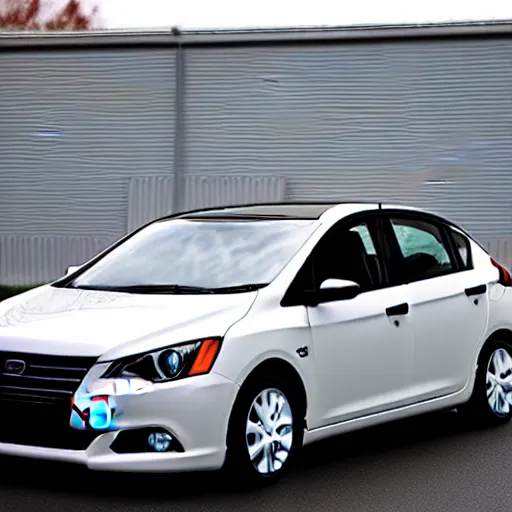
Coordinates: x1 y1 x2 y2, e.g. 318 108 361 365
478 328 512 365
462 328 512 404
459 327 512 425
231 357 309 428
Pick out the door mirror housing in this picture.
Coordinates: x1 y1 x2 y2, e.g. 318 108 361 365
312 278 360 305
65 265 80 276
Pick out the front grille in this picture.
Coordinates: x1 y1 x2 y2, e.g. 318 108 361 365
0 351 99 450
0 352 97 406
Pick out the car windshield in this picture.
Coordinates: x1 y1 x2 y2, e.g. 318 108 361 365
66 218 318 293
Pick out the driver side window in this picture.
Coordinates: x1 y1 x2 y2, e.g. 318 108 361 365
312 221 384 292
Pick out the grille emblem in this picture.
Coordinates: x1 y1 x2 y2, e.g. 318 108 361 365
4 359 26 375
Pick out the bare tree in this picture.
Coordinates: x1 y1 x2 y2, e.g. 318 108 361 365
0 0 99 30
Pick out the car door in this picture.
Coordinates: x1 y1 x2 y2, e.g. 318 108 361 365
384 213 490 402
306 216 416 429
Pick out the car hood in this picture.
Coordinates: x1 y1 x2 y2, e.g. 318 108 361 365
0 285 257 360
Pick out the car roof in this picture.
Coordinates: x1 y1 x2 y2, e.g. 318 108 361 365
176 202 378 220
173 201 476 236
165 201 472 238
172 201 484 255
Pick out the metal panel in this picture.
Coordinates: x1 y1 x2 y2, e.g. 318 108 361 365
0 48 176 239
0 236 112 286
127 176 175 232
183 39 512 240
181 175 286 211
127 175 286 230
482 239 512 271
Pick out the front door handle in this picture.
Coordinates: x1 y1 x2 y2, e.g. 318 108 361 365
386 302 409 316
465 284 487 297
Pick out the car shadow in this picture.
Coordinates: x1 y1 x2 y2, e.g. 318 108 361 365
0 409 476 500
296 408 474 470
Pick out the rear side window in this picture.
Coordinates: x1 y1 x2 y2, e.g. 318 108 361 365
450 229 472 270
350 224 377 255
390 217 454 282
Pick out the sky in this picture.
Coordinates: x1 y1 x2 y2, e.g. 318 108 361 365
52 0 512 31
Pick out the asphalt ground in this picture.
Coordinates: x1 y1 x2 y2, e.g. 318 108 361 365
0 408 511 512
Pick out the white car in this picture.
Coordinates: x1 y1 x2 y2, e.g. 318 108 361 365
1 202 512 486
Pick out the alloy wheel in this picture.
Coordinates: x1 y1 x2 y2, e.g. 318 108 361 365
486 348 512 416
245 388 294 474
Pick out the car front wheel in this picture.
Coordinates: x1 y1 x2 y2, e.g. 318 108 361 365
224 374 304 487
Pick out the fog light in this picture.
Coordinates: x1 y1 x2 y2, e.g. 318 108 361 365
110 428 183 454
148 431 173 452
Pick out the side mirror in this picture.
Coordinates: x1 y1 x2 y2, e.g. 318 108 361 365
314 278 360 305
65 265 80 276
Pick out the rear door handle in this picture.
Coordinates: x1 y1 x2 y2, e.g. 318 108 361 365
465 284 487 296
386 302 409 316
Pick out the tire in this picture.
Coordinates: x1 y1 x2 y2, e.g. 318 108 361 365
224 373 304 488
458 338 512 427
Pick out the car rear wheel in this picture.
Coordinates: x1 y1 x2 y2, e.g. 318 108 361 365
224 374 304 487
459 339 512 426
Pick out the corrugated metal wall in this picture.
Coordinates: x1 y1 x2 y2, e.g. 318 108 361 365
183 40 512 239
0 236 111 286
127 175 286 231
2 35 512 284
0 48 177 284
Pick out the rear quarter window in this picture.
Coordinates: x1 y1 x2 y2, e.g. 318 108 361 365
450 229 473 270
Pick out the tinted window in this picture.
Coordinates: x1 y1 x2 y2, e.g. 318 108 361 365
313 222 383 292
70 219 318 291
450 229 472 269
390 218 453 282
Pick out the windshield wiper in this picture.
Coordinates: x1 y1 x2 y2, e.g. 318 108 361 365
69 284 215 294
207 283 269 294
70 283 268 295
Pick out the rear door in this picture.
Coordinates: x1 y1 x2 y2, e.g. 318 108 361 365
384 213 490 402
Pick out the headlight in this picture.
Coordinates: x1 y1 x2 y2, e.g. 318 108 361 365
101 337 222 383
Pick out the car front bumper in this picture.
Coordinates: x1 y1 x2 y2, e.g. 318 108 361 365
0 371 239 473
